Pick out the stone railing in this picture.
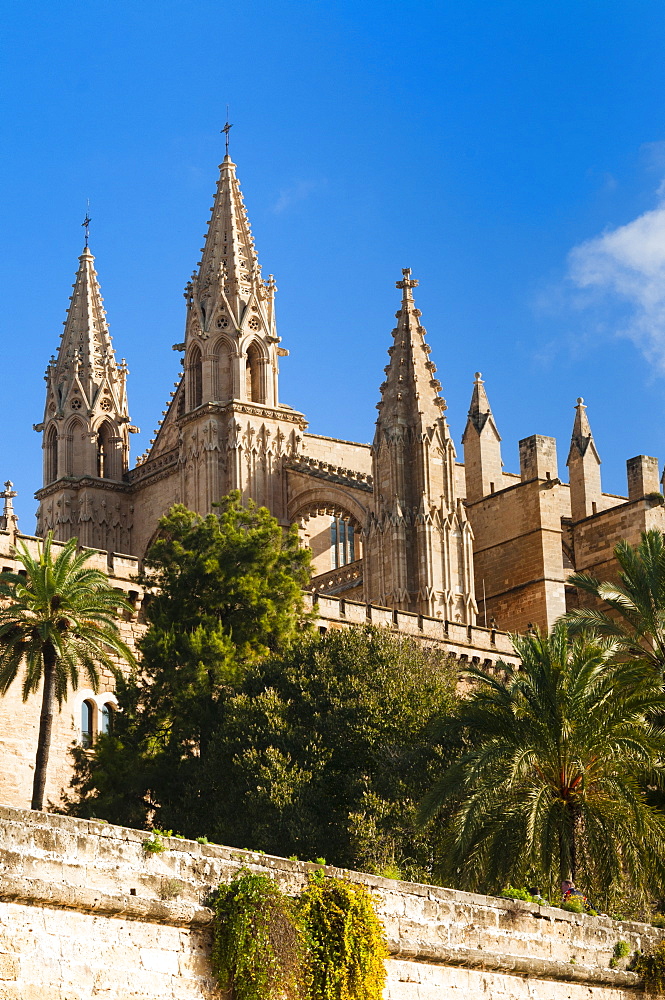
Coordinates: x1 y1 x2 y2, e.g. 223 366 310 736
304 591 519 667
309 558 363 595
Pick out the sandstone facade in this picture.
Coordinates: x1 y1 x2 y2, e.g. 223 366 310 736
1 146 662 806
31 149 663 636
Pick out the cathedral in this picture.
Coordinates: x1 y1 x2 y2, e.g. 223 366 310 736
32 149 665 634
1 149 664 808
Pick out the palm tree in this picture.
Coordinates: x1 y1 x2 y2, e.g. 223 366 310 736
419 624 665 903
564 529 665 673
0 533 136 810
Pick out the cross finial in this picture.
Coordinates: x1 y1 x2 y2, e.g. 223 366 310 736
396 267 419 291
82 200 91 248
221 107 233 155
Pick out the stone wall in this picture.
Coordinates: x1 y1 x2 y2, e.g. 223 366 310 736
0 806 659 999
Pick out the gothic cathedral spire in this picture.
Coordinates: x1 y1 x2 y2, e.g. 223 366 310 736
167 152 305 520
364 270 477 622
181 153 282 412
35 244 135 552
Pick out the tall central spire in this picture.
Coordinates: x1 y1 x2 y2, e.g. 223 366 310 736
185 154 276 338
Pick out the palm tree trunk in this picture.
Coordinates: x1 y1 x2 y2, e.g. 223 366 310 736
31 645 56 811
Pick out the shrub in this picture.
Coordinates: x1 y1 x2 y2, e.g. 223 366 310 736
159 879 184 900
211 870 306 1000
561 897 585 914
614 940 631 959
299 873 387 1000
634 941 665 996
142 828 172 854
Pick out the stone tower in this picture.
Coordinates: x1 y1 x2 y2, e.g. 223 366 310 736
461 372 503 502
567 397 602 521
364 269 476 621
162 152 306 521
35 246 136 552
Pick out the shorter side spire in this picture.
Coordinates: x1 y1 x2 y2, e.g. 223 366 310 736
567 397 602 520
462 372 503 502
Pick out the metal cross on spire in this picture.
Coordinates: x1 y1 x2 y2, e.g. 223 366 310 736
221 107 233 155
82 200 91 248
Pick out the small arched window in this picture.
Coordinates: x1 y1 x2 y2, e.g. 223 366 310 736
101 702 115 735
96 422 117 479
45 425 58 483
246 343 264 404
189 346 203 409
81 700 94 748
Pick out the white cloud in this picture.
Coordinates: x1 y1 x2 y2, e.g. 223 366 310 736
272 179 323 215
568 189 665 370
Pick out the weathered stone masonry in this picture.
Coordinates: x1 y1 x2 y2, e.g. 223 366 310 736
0 806 659 999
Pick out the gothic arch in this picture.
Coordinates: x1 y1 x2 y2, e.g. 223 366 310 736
187 344 203 410
95 419 120 480
245 340 266 404
211 335 234 402
65 416 87 478
44 423 58 483
288 486 368 531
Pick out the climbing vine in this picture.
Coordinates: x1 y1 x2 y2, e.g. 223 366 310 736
299 872 388 1000
634 942 665 997
211 870 307 1000
210 869 388 1000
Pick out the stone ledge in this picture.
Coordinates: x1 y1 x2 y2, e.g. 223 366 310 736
0 875 214 928
389 944 641 989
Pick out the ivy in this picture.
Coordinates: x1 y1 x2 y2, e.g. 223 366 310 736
211 870 307 1000
634 942 665 997
299 873 388 1000
210 870 388 1000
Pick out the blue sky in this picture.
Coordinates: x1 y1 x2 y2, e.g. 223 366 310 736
2 1 665 525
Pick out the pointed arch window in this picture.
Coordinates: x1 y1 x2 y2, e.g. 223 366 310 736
96 421 117 480
246 343 265 404
45 425 58 484
189 346 203 410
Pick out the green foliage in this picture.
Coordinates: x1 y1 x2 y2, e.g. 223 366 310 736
653 913 665 928
205 626 458 874
211 870 307 1000
501 887 544 904
614 940 631 959
564 528 665 674
634 941 665 996
0 532 136 810
159 878 184 900
142 828 172 854
561 898 584 914
419 623 665 902
299 873 387 1000
67 494 311 832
